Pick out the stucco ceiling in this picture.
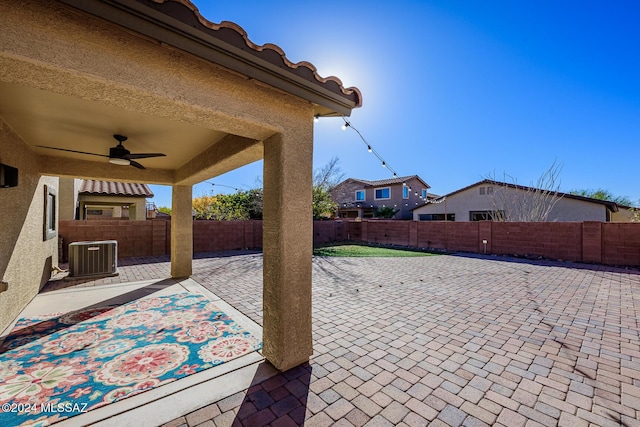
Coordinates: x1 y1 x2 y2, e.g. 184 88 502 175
0 82 227 171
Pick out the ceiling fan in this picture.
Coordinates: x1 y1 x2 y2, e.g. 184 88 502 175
36 134 166 169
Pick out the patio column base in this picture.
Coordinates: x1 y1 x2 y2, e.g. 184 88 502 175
262 126 313 371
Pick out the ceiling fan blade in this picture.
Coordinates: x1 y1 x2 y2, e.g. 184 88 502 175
129 160 145 169
126 153 167 160
36 145 109 158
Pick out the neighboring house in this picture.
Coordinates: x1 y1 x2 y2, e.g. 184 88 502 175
331 175 434 220
59 178 154 220
412 179 621 222
0 0 360 371
79 179 153 220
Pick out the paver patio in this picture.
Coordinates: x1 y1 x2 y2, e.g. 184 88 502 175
45 251 640 426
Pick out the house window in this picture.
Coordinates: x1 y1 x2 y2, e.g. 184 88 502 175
374 187 390 200
355 190 365 201
43 185 56 241
403 187 409 199
479 186 493 195
469 210 504 221
421 189 428 199
419 213 455 221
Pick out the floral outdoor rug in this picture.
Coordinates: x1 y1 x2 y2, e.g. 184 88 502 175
0 293 261 427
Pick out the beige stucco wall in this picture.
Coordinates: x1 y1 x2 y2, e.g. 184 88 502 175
413 185 608 222
58 177 79 220
0 118 58 332
611 209 636 222
549 197 607 222
262 121 314 371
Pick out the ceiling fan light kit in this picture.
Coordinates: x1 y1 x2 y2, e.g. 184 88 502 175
108 158 131 166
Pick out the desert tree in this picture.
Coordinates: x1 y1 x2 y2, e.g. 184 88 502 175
569 188 634 206
313 156 344 191
192 157 343 220
487 160 564 222
311 157 343 219
192 189 263 220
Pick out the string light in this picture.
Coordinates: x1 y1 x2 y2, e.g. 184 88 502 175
410 196 447 210
424 197 447 205
314 115 320 123
207 182 242 192
317 116 408 197
340 116 399 178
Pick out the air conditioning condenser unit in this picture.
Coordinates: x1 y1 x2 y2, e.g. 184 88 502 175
68 240 118 278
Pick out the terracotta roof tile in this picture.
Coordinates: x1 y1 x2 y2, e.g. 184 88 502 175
141 0 362 108
79 180 154 197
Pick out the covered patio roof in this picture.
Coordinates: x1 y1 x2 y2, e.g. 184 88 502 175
0 0 362 371
0 0 361 185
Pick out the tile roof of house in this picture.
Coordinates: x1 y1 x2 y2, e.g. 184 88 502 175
79 0 361 114
411 179 619 212
348 175 431 188
79 180 154 198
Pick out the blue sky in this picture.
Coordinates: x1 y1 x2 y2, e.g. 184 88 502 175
149 1 640 208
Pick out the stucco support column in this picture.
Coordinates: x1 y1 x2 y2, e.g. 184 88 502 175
263 129 313 371
171 185 192 278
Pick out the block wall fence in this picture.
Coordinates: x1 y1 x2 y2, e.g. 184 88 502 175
58 219 640 267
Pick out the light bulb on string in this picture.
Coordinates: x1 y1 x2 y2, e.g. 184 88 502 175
339 115 402 181
314 115 319 123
